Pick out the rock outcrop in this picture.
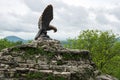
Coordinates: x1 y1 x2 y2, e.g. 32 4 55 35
0 39 118 80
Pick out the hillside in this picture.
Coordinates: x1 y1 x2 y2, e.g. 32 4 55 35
117 37 120 42
60 40 68 45
4 36 26 42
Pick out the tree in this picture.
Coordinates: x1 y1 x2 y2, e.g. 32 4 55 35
0 39 22 51
65 30 120 78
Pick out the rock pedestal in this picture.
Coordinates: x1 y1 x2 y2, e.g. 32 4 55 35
0 39 118 80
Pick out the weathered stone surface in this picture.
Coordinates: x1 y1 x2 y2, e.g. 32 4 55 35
0 39 118 80
96 75 118 80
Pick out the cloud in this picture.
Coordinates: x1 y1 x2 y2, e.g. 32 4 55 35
0 0 32 31
95 13 110 24
23 0 45 12
55 5 89 27
109 6 120 20
0 0 120 40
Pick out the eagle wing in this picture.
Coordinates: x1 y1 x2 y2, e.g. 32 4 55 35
38 4 53 29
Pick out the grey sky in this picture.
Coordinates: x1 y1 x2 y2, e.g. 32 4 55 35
0 0 120 40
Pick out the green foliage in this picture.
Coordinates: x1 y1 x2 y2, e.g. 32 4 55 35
27 40 32 43
57 60 64 65
26 72 65 80
65 30 120 79
26 72 44 79
12 46 55 63
0 39 22 51
62 53 84 60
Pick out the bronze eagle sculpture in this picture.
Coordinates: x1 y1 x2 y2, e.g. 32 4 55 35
35 4 57 40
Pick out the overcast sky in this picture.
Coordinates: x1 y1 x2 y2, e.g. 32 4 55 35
0 0 120 40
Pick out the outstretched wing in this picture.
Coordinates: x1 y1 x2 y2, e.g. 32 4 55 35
38 4 53 29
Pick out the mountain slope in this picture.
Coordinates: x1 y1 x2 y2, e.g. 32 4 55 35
4 36 25 42
117 38 120 42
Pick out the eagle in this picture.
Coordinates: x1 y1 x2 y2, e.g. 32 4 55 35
35 4 57 40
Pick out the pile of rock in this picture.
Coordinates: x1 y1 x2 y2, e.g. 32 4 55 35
0 39 118 80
